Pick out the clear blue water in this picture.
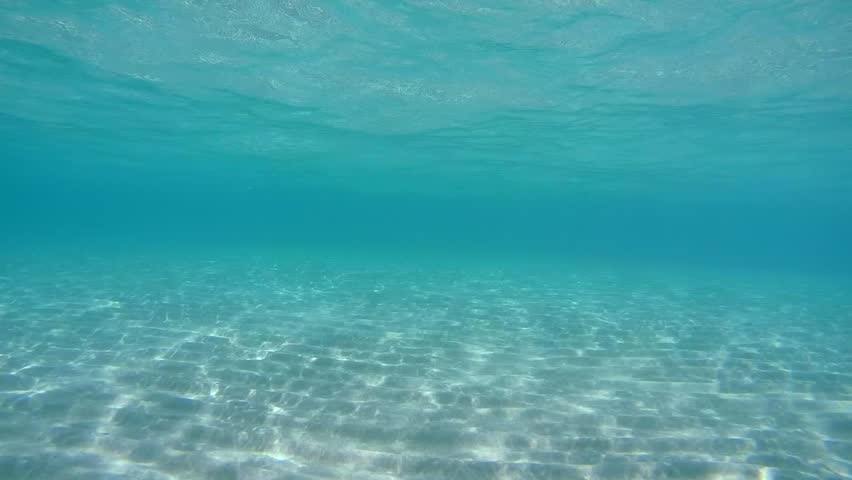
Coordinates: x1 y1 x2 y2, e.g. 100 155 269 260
1 1 852 479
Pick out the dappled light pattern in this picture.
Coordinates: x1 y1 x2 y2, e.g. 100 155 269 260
1 257 850 479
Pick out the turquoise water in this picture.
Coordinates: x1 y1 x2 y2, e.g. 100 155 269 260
2 1 852 479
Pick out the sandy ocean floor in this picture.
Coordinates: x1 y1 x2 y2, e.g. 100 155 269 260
1 254 850 480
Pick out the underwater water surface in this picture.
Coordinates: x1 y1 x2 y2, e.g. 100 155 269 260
1 1 852 479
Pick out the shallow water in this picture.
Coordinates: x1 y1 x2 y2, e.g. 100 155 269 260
2 1 852 479
1 253 851 480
